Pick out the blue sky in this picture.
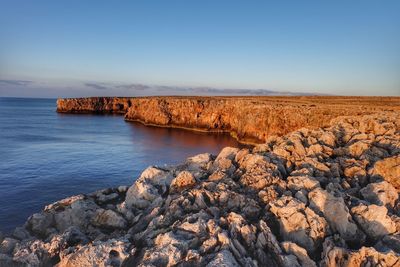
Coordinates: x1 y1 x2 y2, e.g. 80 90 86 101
0 0 399 97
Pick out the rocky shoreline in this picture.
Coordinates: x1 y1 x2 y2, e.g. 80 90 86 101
1 111 400 266
57 96 400 144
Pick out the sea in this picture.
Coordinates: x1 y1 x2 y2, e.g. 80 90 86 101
0 97 242 233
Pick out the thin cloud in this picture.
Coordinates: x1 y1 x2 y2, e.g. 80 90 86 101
84 82 108 90
0 79 33 86
116 83 151 90
84 81 323 95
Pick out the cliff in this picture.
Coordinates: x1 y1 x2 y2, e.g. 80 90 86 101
2 112 400 266
56 97 134 114
57 96 400 144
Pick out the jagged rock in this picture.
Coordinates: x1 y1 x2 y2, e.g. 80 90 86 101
27 212 54 237
295 190 308 204
255 220 283 265
185 153 212 179
12 227 31 241
378 234 400 253
360 181 399 208
370 155 400 189
270 196 330 255
281 254 301 267
91 209 127 229
49 226 88 253
57 238 131 267
170 171 196 192
53 197 99 232
281 242 317 267
239 155 284 190
287 175 320 192
4 112 400 266
0 238 18 255
11 239 52 266
96 192 119 204
351 204 396 240
308 187 365 244
117 185 128 193
125 166 173 209
348 140 370 158
200 237 218 254
321 237 400 267
45 194 85 211
141 232 189 266
178 219 207 236
206 250 240 267
208 170 227 181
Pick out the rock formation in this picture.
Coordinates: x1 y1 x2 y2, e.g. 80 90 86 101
57 96 400 144
1 111 400 266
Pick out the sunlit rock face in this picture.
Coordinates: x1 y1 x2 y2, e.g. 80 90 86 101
58 96 400 143
2 112 400 266
57 97 133 114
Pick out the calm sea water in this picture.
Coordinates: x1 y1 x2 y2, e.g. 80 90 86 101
0 98 241 233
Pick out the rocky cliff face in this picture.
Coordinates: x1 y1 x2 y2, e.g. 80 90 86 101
57 97 134 114
2 112 400 266
57 96 400 143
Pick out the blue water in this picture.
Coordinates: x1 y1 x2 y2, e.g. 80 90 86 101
0 98 241 233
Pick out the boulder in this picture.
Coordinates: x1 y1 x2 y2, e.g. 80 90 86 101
360 181 398 208
287 175 320 192
91 209 127 229
0 238 18 255
347 140 370 158
308 188 365 244
370 155 400 189
185 153 212 179
239 155 284 191
58 238 131 267
54 198 98 232
141 232 189 266
125 166 173 209
27 212 54 237
206 250 240 267
270 196 330 255
170 171 196 192
281 242 317 267
351 204 396 240
321 237 400 267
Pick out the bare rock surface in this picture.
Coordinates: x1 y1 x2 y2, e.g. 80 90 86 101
360 181 399 208
3 112 400 266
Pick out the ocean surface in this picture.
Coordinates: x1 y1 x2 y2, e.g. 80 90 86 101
0 97 242 233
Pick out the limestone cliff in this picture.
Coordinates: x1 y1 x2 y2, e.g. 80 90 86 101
57 96 400 143
57 97 133 114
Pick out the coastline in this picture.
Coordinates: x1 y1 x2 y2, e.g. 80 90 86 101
1 109 400 266
57 96 400 144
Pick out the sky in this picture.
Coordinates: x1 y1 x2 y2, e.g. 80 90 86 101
0 0 399 97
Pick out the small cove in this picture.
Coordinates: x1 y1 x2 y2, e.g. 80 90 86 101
0 97 244 233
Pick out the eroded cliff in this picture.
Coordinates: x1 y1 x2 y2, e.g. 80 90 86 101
2 112 400 266
57 96 400 143
57 97 134 114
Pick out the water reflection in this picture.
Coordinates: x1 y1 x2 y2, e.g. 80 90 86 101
126 121 244 151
